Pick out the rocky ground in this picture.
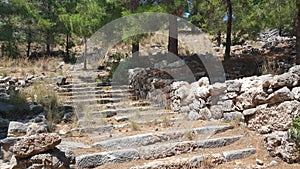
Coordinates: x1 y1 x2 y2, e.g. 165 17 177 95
0 30 300 169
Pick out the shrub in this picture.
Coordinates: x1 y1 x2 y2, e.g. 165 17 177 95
5 90 29 119
201 155 215 169
288 117 300 155
31 82 58 110
30 82 60 129
129 120 141 131
260 59 280 75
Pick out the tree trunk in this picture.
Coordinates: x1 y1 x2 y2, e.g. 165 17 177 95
217 30 221 47
168 15 178 56
130 0 140 57
46 41 50 56
46 2 51 56
224 0 232 60
191 0 199 33
1 44 4 58
27 41 31 58
279 26 283 36
132 42 139 58
66 33 70 58
84 37 87 70
296 1 300 65
26 29 32 58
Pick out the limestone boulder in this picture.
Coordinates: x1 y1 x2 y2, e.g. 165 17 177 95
235 89 257 110
209 82 227 96
10 147 72 169
248 101 300 133
223 111 244 122
266 87 294 104
226 80 242 93
26 123 48 136
264 131 300 163
291 87 300 100
12 133 61 159
7 121 28 137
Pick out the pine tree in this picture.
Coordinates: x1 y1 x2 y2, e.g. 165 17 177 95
296 0 300 64
60 0 111 69
224 0 232 59
0 0 22 58
128 0 141 58
11 0 40 58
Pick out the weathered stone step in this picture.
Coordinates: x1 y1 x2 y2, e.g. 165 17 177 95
59 84 131 89
91 125 233 149
75 118 182 133
71 124 116 133
130 148 256 169
76 110 178 127
69 70 107 75
58 88 134 95
75 144 254 169
138 116 183 125
77 101 159 112
58 86 132 93
89 107 170 118
103 101 153 109
60 93 135 100
138 135 242 160
57 141 89 150
63 98 122 105
76 149 140 169
58 82 99 88
77 108 175 119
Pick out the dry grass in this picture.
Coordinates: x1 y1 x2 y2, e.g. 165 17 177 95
185 130 195 140
129 120 141 131
260 58 280 75
0 57 63 77
201 155 216 169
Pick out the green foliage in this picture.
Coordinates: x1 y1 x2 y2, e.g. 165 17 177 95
59 0 106 39
288 117 300 155
260 0 297 35
289 118 300 142
0 0 299 59
105 53 127 80
189 0 298 44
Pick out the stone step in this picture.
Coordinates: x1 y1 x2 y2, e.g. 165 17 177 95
58 88 134 95
75 118 183 134
58 86 132 93
130 148 256 169
88 107 169 118
71 124 116 133
60 93 135 100
91 125 233 149
74 101 159 112
69 70 107 76
103 101 153 109
76 110 178 127
76 149 140 168
75 139 253 169
63 98 122 105
138 135 242 160
59 84 131 89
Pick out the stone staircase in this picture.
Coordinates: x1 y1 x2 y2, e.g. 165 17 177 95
56 64 257 169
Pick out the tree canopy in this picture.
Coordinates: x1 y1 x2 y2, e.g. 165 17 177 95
0 0 299 62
